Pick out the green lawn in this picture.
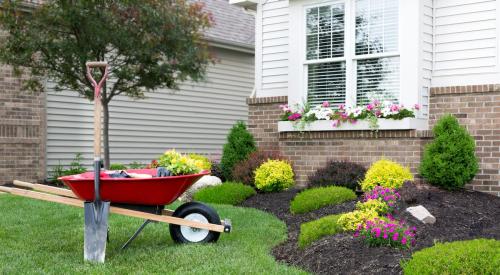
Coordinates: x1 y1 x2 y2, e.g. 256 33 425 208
0 195 306 274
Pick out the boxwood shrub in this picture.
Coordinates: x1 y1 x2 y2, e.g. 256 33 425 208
232 150 284 186
290 186 356 214
419 114 478 190
298 214 343 248
193 182 256 205
401 239 500 275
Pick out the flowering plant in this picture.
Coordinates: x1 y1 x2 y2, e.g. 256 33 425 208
356 199 391 215
363 186 401 210
156 149 201 175
280 100 420 130
354 216 417 249
337 209 379 231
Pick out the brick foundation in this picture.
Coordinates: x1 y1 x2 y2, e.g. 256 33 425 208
247 84 500 196
0 65 46 185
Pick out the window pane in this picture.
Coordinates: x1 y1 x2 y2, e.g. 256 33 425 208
308 62 346 105
356 57 399 105
306 4 345 60
356 0 398 55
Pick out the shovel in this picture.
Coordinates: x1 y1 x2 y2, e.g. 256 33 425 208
84 61 111 263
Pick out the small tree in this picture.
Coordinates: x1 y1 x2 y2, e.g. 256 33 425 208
419 114 478 190
0 0 213 168
221 121 256 180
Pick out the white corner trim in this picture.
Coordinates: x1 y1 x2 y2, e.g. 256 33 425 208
278 118 428 132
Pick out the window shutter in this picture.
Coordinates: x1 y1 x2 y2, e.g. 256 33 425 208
308 62 346 106
356 57 399 105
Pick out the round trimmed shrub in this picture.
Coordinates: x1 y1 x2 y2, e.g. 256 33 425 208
220 121 256 180
232 150 284 186
290 186 356 214
254 160 294 192
308 161 366 191
337 209 379 231
361 159 414 191
401 239 500 275
188 153 212 171
193 182 256 205
419 114 478 190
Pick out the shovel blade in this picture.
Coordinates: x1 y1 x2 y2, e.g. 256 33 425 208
84 201 110 263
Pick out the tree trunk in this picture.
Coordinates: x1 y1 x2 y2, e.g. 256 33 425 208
102 99 110 170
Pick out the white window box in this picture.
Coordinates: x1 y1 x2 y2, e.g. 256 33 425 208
278 118 428 132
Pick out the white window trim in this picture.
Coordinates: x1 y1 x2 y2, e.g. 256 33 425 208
289 0 422 119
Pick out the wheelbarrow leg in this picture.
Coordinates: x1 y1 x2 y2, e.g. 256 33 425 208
121 219 153 250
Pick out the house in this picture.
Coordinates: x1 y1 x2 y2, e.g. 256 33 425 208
0 0 255 184
231 0 500 196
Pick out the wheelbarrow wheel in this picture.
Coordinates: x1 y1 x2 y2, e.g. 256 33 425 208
169 202 221 244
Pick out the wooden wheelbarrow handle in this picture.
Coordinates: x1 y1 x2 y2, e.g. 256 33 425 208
13 180 77 198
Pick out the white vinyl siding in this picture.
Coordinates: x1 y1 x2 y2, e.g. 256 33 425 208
260 0 290 97
432 0 499 86
421 0 433 118
46 48 254 171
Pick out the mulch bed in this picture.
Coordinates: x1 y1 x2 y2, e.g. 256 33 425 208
240 184 500 274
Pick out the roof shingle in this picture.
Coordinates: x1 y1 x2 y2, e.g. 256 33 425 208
201 0 255 48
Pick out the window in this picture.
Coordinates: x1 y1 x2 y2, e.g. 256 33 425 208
305 0 399 106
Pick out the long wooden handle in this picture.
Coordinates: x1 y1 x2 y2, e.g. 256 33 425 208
94 98 102 159
86 61 108 68
13 180 77 198
0 187 225 232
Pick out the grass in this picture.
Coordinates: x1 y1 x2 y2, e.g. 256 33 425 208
290 186 356 214
298 214 343 248
401 239 500 275
193 182 256 205
0 195 306 274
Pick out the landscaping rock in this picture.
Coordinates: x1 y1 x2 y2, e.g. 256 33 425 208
179 175 222 201
406 205 436 224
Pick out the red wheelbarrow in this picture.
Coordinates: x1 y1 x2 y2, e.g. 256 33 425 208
0 170 231 249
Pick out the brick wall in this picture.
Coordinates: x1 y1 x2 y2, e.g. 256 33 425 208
429 85 500 195
247 84 500 196
0 65 46 185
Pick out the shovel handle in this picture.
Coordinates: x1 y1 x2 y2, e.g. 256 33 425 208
86 61 109 203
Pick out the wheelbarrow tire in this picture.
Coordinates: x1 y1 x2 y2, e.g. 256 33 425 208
169 202 221 244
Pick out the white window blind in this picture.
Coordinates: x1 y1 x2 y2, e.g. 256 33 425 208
308 62 346 105
304 0 400 107
357 57 399 104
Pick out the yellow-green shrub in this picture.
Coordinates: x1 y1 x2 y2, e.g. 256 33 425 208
158 149 182 167
337 209 379 231
355 199 389 215
157 149 201 175
254 160 294 192
167 156 201 175
361 159 413 191
188 153 212 171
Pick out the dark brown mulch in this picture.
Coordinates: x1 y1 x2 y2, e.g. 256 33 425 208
240 184 500 275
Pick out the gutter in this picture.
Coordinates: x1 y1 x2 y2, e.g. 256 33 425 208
206 37 255 55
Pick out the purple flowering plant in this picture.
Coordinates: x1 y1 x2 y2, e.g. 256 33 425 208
363 186 401 212
354 216 417 249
